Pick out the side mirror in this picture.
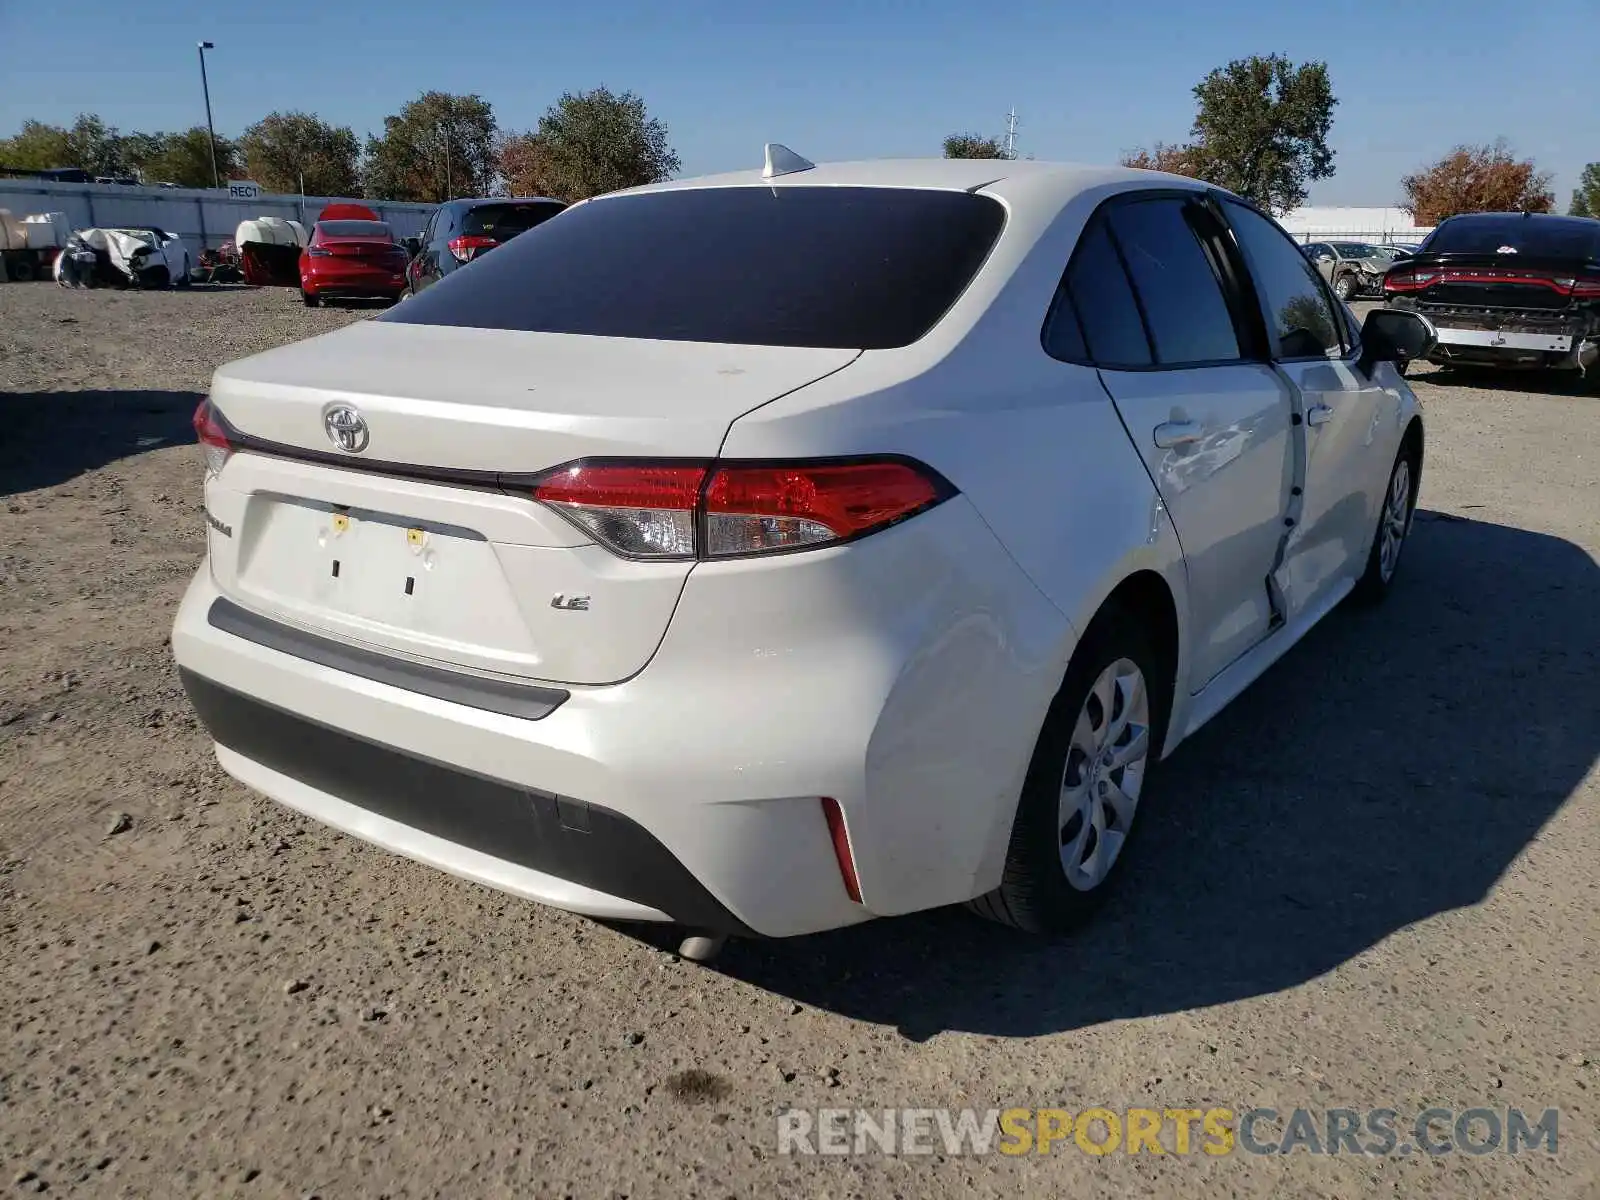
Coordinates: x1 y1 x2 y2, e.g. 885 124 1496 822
1359 308 1436 375
403 236 421 257
1315 254 1334 264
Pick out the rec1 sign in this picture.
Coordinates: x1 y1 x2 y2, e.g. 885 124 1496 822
226 180 263 200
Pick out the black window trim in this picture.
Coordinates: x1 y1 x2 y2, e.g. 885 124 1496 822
1212 194 1356 364
1040 187 1269 373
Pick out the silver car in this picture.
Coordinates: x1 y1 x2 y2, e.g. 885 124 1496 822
1304 241 1391 301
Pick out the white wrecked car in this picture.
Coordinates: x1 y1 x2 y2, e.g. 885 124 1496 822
56 227 193 288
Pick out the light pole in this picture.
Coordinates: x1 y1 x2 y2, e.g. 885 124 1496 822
441 121 452 201
197 41 220 189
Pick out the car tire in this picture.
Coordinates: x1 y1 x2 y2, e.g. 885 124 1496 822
301 290 320 308
969 606 1171 935
1350 440 1419 606
1333 274 1356 301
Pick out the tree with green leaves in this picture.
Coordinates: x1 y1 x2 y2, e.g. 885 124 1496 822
942 133 1010 160
0 120 73 170
499 87 679 202
125 128 240 187
1122 54 1336 214
364 92 497 202
1570 163 1600 218
0 113 126 174
240 112 360 196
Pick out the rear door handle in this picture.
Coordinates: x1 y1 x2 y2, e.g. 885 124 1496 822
1306 403 1335 427
1153 420 1203 449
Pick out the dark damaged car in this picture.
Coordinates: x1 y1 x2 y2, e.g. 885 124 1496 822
1383 212 1600 385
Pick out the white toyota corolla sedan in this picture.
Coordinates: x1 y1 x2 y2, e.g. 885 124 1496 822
172 148 1435 957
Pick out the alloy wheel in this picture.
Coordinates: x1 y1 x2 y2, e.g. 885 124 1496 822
1059 658 1150 891
1379 458 1412 582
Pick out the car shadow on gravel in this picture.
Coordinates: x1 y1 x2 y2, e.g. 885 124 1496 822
0 389 202 496
698 512 1599 1040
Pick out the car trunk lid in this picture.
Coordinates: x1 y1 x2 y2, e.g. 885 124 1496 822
202 321 859 685
1386 253 1600 311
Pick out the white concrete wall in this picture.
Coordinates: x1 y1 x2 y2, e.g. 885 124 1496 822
0 180 434 250
1279 205 1432 243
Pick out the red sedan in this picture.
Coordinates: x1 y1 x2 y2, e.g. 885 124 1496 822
299 219 410 306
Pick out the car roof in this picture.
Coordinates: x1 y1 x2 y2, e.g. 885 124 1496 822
1439 211 1600 228
599 156 1209 209
449 196 564 209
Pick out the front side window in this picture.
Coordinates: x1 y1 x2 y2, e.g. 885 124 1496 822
1223 200 1344 359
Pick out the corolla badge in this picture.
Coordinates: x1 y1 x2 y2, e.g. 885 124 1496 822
323 404 369 453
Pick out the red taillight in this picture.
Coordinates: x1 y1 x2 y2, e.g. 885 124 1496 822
192 399 233 475
1386 268 1600 297
448 235 497 263
533 463 705 559
820 797 862 904
1384 270 1437 293
704 461 944 557
528 458 950 560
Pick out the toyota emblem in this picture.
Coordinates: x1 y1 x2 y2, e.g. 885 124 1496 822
323 404 369 454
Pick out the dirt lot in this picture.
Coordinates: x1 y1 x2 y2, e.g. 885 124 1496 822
1 285 1597 1198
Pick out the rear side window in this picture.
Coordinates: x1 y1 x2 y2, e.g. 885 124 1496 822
1055 214 1152 368
462 202 565 239
1106 199 1241 365
383 186 1006 349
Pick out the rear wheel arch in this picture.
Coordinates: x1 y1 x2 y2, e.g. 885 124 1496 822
1091 571 1179 737
968 569 1181 932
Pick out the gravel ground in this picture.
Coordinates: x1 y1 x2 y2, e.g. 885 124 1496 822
1 285 1596 1198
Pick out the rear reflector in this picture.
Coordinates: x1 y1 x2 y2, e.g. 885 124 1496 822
527 458 953 561
820 797 862 903
193 398 233 475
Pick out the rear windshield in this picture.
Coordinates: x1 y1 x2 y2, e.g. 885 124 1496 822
383 186 1007 349
317 220 393 239
461 202 565 238
1423 215 1600 260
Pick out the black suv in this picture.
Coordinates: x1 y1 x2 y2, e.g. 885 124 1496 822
405 197 566 294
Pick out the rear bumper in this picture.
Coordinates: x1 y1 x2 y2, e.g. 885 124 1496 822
181 668 754 933
171 497 1071 937
301 264 407 296
1392 300 1599 369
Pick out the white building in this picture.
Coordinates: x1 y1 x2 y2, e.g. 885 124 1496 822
1277 205 1432 244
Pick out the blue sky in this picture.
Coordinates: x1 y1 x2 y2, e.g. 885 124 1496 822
3 0 1595 208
